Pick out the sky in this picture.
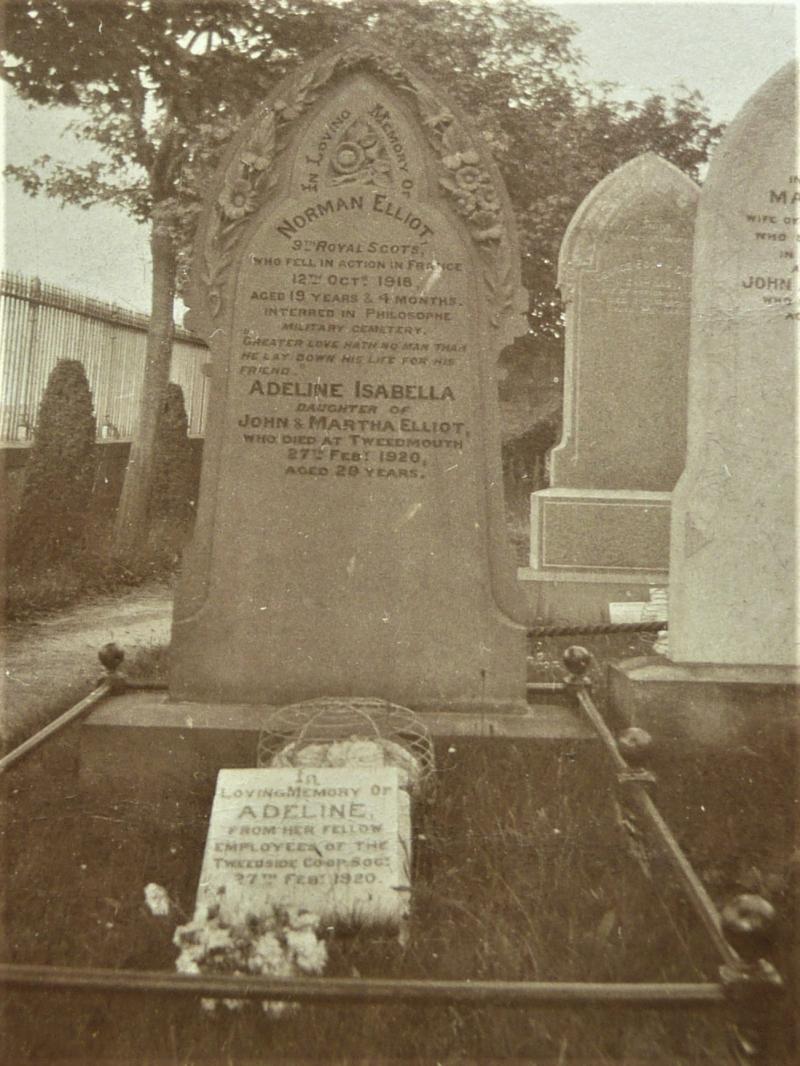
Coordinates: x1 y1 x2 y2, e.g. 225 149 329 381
1 1 797 315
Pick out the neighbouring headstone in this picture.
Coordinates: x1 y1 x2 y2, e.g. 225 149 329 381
610 63 800 745
170 37 528 712
196 767 409 925
519 154 698 620
669 62 799 667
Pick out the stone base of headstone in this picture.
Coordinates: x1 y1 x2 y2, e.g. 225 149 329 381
517 488 670 621
609 656 800 748
79 692 595 800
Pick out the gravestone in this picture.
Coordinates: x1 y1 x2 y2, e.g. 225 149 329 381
196 767 409 925
79 41 595 803
610 63 800 745
519 154 698 621
670 62 798 667
170 37 529 712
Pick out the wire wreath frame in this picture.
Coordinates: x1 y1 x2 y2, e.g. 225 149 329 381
256 697 435 796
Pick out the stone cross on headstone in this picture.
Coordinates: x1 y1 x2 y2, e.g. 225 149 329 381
170 38 529 712
520 153 698 620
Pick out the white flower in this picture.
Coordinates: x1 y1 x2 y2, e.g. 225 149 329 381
205 927 234 953
250 931 287 973
286 929 327 974
273 736 422 790
171 901 326 1015
144 883 170 917
262 999 297 1017
285 908 320 931
176 954 201 975
173 922 205 954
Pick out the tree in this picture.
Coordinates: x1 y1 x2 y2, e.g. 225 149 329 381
2 0 722 553
12 359 96 567
2 0 358 558
151 382 193 528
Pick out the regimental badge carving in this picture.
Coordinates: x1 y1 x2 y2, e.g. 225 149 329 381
327 118 394 188
200 43 517 329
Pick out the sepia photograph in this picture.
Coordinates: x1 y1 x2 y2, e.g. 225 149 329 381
1 1 797 1063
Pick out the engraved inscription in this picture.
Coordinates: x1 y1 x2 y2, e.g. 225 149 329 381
196 768 406 924
741 173 800 314
583 212 694 316
232 196 470 481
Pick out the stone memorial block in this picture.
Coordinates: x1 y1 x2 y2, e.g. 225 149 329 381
669 62 799 667
520 154 698 619
196 767 409 925
170 38 528 711
610 64 800 745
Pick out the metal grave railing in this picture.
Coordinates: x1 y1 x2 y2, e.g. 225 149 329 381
0 639 786 1063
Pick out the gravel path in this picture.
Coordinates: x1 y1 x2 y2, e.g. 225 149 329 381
1 583 172 749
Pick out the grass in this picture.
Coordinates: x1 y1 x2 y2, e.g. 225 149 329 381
1 636 797 1064
4 514 189 623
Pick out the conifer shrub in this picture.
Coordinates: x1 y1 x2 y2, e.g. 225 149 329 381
148 382 195 555
11 359 97 568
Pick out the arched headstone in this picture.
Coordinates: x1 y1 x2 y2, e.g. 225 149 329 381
521 153 698 620
669 62 799 667
169 38 529 712
611 63 799 745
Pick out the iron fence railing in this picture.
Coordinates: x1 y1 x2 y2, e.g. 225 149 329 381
0 272 209 441
0 642 786 1063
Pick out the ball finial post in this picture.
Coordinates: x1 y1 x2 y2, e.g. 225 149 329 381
617 726 654 767
99 642 125 673
562 645 592 680
721 894 777 964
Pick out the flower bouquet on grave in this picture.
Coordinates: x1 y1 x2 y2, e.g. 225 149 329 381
172 894 327 1016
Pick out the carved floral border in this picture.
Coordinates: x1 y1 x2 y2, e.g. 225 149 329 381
200 45 517 328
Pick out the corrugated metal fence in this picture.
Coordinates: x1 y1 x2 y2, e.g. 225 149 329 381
0 272 209 441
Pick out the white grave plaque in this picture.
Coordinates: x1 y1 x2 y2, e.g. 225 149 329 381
196 767 409 925
608 602 647 624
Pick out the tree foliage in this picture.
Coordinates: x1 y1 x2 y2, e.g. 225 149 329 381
2 0 722 338
2 1 723 548
12 359 97 566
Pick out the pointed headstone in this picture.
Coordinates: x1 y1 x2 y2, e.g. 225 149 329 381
170 39 528 711
521 154 698 619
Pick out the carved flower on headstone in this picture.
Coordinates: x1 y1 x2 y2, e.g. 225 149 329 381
241 144 270 172
472 209 499 230
454 165 484 191
453 191 477 216
218 178 256 222
442 148 479 171
419 97 453 133
474 185 499 212
273 98 301 122
473 223 504 243
440 120 470 155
